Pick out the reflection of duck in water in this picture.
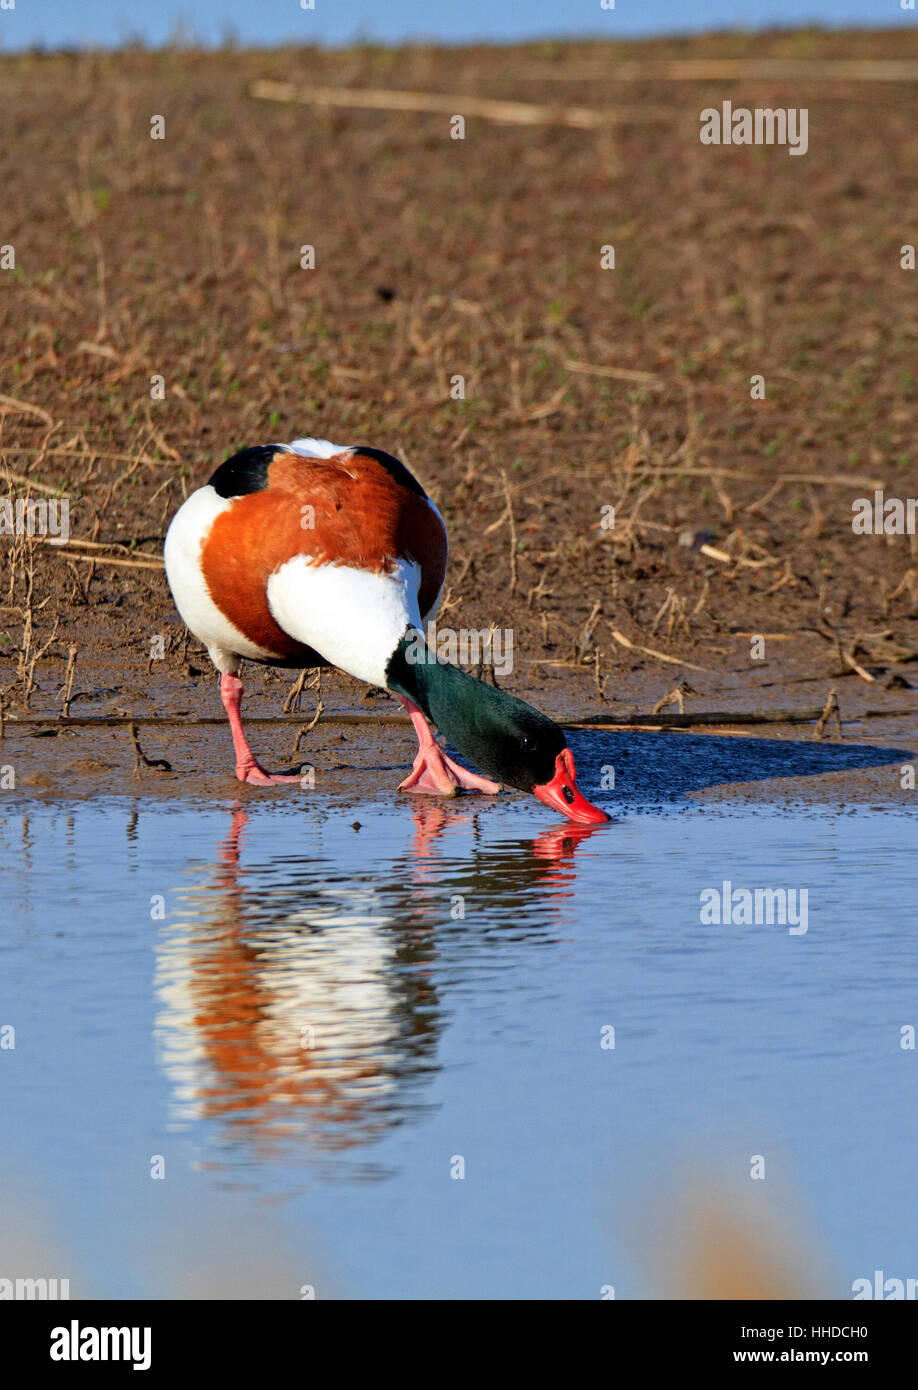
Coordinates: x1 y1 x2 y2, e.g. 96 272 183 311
154 806 603 1167
164 437 607 823
154 808 438 1160
407 800 599 915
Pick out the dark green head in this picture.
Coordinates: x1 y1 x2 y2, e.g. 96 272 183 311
386 632 609 823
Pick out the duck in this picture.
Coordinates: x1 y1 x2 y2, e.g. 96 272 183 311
163 437 609 825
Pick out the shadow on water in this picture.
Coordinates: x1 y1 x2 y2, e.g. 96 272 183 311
564 728 912 808
153 802 600 1176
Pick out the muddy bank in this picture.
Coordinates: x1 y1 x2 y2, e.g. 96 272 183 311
1 30 916 777
1 687 912 809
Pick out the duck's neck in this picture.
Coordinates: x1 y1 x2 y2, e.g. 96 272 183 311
385 630 501 759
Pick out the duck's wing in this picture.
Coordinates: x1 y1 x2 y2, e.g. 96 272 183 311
196 443 447 683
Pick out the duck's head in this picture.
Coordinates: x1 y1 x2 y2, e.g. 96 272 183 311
456 691 609 825
388 638 609 825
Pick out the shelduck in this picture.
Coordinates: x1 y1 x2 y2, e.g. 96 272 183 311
163 437 608 825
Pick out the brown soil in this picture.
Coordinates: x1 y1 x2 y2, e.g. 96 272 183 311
1 29 916 791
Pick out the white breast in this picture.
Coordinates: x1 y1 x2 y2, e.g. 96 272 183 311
266 555 423 688
163 484 278 672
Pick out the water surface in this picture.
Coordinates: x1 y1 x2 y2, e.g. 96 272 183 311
1 730 915 1298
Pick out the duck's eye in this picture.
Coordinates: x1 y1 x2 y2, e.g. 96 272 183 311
521 736 534 751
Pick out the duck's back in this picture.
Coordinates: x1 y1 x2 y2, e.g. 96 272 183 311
164 440 448 678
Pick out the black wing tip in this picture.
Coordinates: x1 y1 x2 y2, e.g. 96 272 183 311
349 446 428 499
208 445 287 499
208 441 429 504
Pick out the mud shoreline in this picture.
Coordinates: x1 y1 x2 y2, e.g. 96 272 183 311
1 30 916 805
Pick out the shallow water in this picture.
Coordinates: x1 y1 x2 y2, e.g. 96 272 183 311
1 730 916 1299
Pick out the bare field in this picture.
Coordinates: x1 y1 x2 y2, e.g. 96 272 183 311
1 29 917 779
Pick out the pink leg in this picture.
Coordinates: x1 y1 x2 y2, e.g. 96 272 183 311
220 672 303 786
397 697 500 796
